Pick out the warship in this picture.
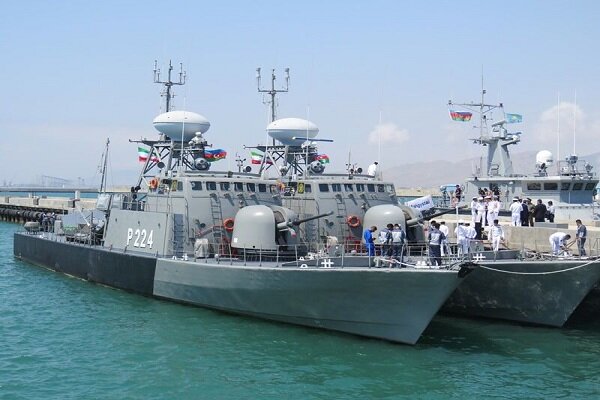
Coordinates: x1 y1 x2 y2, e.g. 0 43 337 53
12 63 474 345
439 88 600 327
446 88 599 222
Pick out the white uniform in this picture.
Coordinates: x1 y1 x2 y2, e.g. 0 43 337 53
470 200 478 224
490 224 504 252
475 202 485 224
549 232 568 255
367 163 378 177
455 225 468 255
465 225 477 253
509 201 522 226
487 200 500 225
439 224 450 256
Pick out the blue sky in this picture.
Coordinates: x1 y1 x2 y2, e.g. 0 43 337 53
2 0 599 186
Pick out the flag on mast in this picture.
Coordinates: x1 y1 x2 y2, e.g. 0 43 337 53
315 154 330 164
204 149 227 162
505 113 523 123
250 150 273 165
138 147 160 162
449 110 473 122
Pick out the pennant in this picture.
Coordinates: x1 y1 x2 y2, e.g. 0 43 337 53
138 147 160 163
204 149 227 162
505 113 523 123
449 110 473 122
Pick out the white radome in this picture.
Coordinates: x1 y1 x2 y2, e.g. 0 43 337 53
153 111 211 141
536 150 554 167
267 118 319 146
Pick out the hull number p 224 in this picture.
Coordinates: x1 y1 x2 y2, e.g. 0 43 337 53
127 228 154 249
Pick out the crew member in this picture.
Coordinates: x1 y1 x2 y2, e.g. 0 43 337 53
546 200 555 222
391 223 406 265
470 197 478 224
439 221 451 256
549 232 571 255
509 197 521 226
367 161 379 178
455 220 468 255
576 219 587 256
474 197 485 239
363 226 377 256
490 219 504 252
428 222 445 266
533 199 547 223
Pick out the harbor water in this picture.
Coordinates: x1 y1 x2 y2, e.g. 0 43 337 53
1 221 599 399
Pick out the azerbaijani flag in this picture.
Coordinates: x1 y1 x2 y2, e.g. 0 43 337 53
505 113 523 123
204 149 227 162
138 147 160 162
315 154 330 164
449 110 473 122
250 150 273 165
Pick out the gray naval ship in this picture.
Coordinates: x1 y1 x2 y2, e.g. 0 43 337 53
12 63 474 345
446 89 599 222
440 89 600 327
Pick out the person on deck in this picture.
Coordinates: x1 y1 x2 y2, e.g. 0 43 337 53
428 222 445 266
576 219 587 256
367 161 379 178
549 232 571 255
533 199 547 223
546 200 555 222
490 219 504 252
391 223 406 265
363 226 377 256
509 197 522 226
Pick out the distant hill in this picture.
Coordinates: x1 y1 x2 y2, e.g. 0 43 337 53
383 151 600 188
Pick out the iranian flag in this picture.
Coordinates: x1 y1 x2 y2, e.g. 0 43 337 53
138 147 160 162
250 150 272 165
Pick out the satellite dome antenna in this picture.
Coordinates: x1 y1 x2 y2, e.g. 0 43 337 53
154 60 186 112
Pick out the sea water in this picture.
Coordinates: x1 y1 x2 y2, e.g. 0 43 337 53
1 222 599 399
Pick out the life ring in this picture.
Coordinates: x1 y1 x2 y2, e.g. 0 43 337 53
149 178 159 189
223 218 235 232
347 215 361 228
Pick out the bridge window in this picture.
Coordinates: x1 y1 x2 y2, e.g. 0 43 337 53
344 184 354 192
585 182 596 190
367 184 375 192
377 184 385 192
177 181 183 191
527 182 541 190
573 182 583 190
191 181 203 191
332 184 342 192
206 181 217 190
544 182 558 190
319 184 330 192
561 182 571 190
234 182 244 192
220 182 230 191
304 184 312 193
258 183 267 193
356 184 365 192
387 184 395 192
246 183 256 192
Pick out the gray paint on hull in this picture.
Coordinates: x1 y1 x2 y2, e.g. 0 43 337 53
153 259 463 344
444 258 600 326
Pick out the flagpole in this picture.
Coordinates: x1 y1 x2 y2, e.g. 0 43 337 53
557 92 560 169
573 90 577 155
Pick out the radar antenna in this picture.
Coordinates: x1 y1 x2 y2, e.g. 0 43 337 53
154 60 186 112
256 67 290 123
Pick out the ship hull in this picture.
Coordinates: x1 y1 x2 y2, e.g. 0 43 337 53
14 232 463 344
443 258 600 326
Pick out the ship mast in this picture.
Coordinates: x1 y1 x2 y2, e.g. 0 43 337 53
448 81 520 177
154 60 186 112
256 67 290 123
99 138 110 193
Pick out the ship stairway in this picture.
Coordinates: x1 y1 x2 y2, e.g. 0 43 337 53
172 213 185 257
335 194 350 240
209 196 226 254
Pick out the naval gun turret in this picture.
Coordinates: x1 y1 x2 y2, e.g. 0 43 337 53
231 205 332 258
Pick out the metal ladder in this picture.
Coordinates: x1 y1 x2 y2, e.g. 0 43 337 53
171 213 185 257
335 194 349 240
210 195 225 254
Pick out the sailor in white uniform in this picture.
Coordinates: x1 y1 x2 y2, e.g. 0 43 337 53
509 197 522 226
487 196 500 226
490 219 504 252
464 222 477 254
549 232 571 255
438 221 451 256
367 161 379 178
470 197 478 224
454 220 468 255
